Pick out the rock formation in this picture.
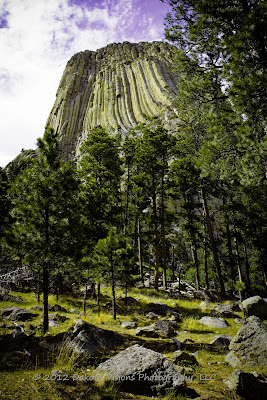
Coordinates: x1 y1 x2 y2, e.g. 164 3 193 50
46 41 179 160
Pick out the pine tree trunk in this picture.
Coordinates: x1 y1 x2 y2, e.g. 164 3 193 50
42 261 49 334
244 241 251 295
97 283 101 316
152 190 160 290
137 218 144 285
201 186 225 294
83 284 87 315
186 201 200 290
111 253 116 320
226 222 235 290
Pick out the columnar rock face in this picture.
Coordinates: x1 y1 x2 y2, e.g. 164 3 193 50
46 41 179 160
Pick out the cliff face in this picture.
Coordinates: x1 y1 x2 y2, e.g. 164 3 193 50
46 41 179 160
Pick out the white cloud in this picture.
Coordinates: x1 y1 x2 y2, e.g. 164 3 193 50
0 0 169 167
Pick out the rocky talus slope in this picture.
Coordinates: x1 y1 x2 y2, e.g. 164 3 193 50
46 41 179 160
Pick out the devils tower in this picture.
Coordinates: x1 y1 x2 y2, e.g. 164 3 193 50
46 41 179 161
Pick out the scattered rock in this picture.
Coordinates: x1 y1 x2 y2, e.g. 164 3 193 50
225 369 267 400
92 344 198 397
199 301 210 309
49 304 68 313
194 290 216 302
1 307 38 321
225 316 267 368
121 321 137 329
241 296 267 319
136 320 176 338
199 316 229 328
169 312 182 322
49 321 60 328
210 335 233 347
145 302 171 316
69 320 125 355
234 318 245 324
210 303 241 319
69 308 80 314
49 314 69 323
172 350 198 365
124 296 139 305
145 312 161 320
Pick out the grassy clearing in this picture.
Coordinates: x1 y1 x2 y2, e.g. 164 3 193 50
0 287 246 399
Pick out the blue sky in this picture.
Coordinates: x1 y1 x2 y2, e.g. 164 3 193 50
0 0 170 167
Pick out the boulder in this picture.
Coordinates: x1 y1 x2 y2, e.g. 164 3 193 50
1 307 38 321
145 302 171 316
69 308 80 314
199 301 210 309
225 316 267 368
241 296 267 319
136 320 176 338
225 370 267 400
145 312 161 320
92 344 198 397
69 320 125 354
169 312 182 322
121 321 137 329
49 321 60 328
49 313 69 323
210 335 233 347
49 304 68 313
172 350 198 365
199 316 229 328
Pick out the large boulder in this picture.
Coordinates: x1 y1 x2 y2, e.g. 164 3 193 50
136 320 176 338
68 320 125 355
241 296 267 319
92 344 198 397
172 350 198 366
225 370 267 400
210 335 233 347
49 313 69 323
199 316 229 329
1 307 38 321
225 316 267 368
145 302 173 316
210 303 240 318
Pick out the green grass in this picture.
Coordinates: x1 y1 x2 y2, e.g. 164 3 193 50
0 287 248 399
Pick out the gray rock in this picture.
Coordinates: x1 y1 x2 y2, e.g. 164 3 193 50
49 304 68 313
145 302 171 316
225 316 267 368
49 313 69 323
92 344 188 396
1 307 38 321
241 296 267 319
136 320 176 338
199 301 210 309
210 335 233 346
124 296 139 305
121 321 137 329
210 303 241 318
69 308 80 314
225 369 267 400
69 320 125 354
145 312 161 320
172 350 198 365
199 316 229 328
49 321 60 328
169 312 182 322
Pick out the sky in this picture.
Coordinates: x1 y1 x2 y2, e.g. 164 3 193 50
0 0 170 167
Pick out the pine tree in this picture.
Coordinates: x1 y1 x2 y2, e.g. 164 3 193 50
9 127 81 333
